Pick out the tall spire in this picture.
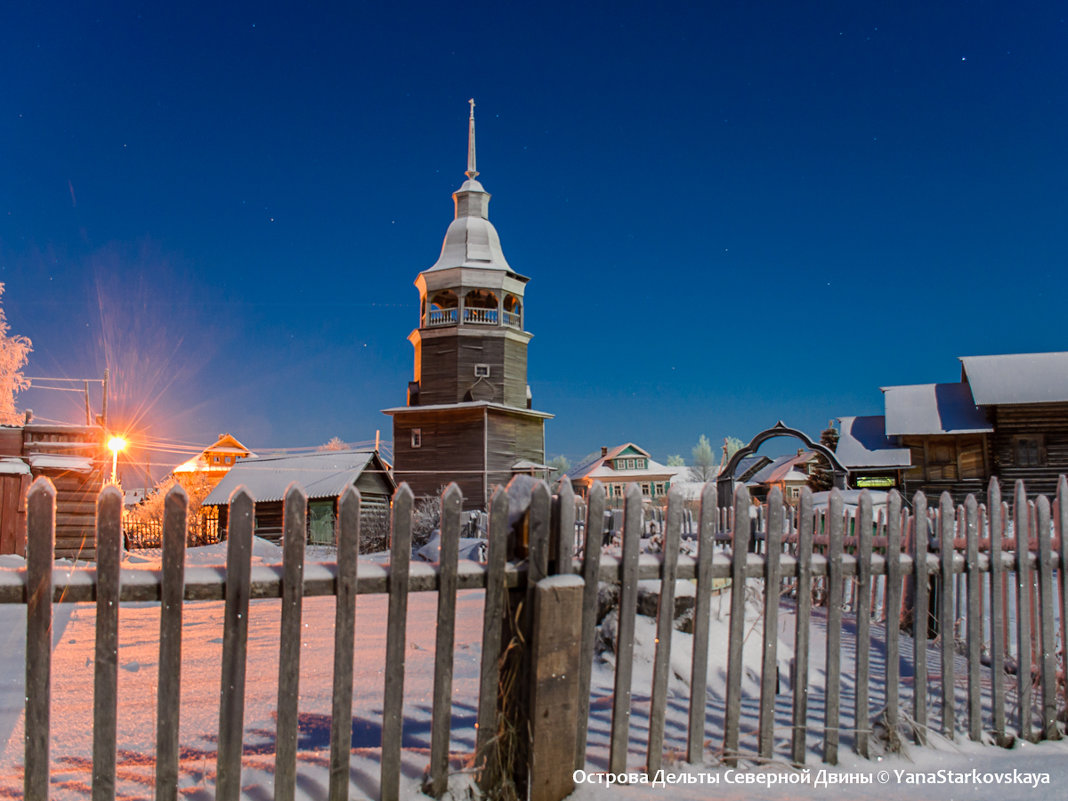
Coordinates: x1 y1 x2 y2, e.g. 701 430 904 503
465 98 479 181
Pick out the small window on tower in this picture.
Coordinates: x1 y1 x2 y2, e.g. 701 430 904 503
474 364 490 378
411 429 422 448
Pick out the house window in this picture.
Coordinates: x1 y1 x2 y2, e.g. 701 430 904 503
411 429 422 448
224 456 232 465
474 363 490 378
640 483 650 496
1015 436 1044 467
653 482 663 496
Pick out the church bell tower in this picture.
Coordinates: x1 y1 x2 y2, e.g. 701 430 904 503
384 102 552 508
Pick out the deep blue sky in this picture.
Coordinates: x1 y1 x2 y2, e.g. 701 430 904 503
2 2 1066 476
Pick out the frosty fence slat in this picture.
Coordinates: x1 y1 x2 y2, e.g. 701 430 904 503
9 474 1068 801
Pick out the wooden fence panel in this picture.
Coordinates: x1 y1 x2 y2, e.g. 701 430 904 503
608 484 642 774
25 478 54 801
1035 496 1060 741
575 483 604 769
216 487 254 801
687 482 717 764
988 479 1006 743
965 496 982 741
156 484 188 801
912 493 929 744
1060 477 1068 722
92 486 123 801
823 489 844 764
854 491 873 758
647 485 682 774
1014 482 1033 742
329 486 360 801
724 483 751 765
759 488 782 760
884 491 902 737
275 485 308 801
551 478 576 575
426 484 463 798
475 487 509 789
939 493 956 737
790 488 814 765
381 484 414 801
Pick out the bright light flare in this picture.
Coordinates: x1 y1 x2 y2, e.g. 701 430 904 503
108 436 128 454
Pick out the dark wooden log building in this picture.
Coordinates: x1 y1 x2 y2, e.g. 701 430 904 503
0 423 106 559
384 102 551 508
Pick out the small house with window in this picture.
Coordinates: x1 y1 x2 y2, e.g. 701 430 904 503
565 443 682 502
202 449 395 547
172 433 256 491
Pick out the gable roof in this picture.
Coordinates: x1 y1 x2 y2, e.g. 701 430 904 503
835 415 912 468
882 382 992 436
960 352 1068 406
203 450 393 506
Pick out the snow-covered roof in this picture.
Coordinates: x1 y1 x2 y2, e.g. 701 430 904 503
960 352 1068 405
565 443 678 483
202 450 389 506
382 400 553 418
835 415 912 468
0 458 29 475
27 454 95 473
747 453 816 486
881 383 991 435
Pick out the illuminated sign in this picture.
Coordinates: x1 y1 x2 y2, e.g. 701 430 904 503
855 476 895 488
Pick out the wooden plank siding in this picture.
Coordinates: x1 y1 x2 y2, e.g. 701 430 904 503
991 403 1068 497
413 328 528 409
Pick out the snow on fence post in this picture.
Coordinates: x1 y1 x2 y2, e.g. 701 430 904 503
912 492 929 744
425 483 463 798
1014 481 1033 742
275 484 308 801
723 482 751 766
758 487 783 761
25 477 54 801
823 488 844 765
328 485 360 801
790 487 814 765
988 478 1007 744
647 484 683 774
575 482 605 770
92 485 123 801
1035 495 1060 741
216 487 254 801
939 493 956 738
380 483 413 801
156 483 187 801
965 496 982 742
884 491 903 738
687 482 718 765
608 483 642 774
854 490 873 759
475 486 509 791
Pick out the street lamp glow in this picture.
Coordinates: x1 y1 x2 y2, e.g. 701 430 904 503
107 436 127 485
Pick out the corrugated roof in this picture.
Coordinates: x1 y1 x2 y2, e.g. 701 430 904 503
835 416 912 468
960 352 1068 405
203 450 382 506
882 383 992 435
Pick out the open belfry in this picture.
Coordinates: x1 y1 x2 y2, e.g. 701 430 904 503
383 101 551 508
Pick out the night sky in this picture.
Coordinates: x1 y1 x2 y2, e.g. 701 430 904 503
2 2 1066 478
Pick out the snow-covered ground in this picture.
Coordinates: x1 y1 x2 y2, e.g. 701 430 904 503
1 539 1067 800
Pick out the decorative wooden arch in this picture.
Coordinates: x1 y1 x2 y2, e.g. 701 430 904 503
716 421 848 506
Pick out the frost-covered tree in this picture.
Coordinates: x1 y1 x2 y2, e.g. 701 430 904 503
0 284 31 425
723 436 744 461
666 454 684 466
547 454 571 481
318 436 346 451
689 435 717 482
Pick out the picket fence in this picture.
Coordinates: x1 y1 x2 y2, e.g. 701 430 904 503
5 474 1068 801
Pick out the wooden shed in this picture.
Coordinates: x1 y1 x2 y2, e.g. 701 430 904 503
202 450 395 547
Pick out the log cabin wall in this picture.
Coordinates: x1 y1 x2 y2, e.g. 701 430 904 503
415 329 528 408
391 407 488 507
485 409 547 490
900 433 990 505
990 402 1068 497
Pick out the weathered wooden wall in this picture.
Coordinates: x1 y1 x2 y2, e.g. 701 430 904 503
991 402 1068 497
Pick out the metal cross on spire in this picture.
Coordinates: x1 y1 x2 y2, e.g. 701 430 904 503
465 98 479 180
